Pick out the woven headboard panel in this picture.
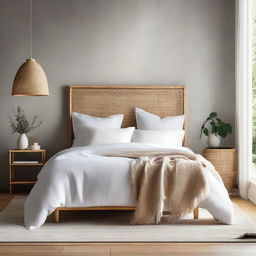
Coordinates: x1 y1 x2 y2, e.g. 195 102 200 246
68 85 187 147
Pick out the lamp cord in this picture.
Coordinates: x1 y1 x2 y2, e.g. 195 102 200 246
29 0 32 59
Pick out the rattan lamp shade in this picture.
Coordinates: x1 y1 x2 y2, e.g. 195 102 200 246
12 58 49 96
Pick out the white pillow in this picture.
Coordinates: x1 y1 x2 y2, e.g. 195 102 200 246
72 112 124 147
135 107 184 130
132 129 185 147
82 127 135 146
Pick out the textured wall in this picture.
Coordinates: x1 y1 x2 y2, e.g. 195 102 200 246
0 0 235 191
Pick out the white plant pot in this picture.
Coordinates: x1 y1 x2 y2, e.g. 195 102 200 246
17 133 29 149
207 133 221 148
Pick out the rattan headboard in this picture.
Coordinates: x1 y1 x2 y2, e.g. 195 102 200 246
68 85 187 147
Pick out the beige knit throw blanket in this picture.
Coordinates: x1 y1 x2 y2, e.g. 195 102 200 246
104 150 212 224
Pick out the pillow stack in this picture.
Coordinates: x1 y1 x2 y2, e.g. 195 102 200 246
72 112 134 147
132 107 185 147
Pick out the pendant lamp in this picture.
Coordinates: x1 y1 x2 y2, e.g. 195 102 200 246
12 0 49 96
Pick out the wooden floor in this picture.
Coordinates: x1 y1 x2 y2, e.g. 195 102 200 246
0 193 256 256
1 243 256 256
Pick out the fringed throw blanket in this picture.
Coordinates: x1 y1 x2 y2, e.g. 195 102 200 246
104 150 210 224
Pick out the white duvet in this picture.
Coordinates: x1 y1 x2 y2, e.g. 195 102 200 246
24 143 233 229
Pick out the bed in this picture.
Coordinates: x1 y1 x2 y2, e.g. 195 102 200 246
24 85 233 229
55 85 192 222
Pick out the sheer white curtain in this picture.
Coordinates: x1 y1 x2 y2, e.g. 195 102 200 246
236 0 252 199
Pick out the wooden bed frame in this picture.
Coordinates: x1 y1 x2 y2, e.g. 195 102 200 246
54 85 199 222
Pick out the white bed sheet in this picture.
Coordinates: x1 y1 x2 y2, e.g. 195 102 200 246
24 143 233 229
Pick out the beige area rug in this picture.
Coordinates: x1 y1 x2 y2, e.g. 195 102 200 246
0 196 255 242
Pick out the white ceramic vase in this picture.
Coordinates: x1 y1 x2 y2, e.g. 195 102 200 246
207 133 221 148
17 133 29 149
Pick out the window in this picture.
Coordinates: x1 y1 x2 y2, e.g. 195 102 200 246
236 0 253 200
252 0 256 181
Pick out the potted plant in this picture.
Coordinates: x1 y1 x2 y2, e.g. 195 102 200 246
200 112 232 148
9 106 42 149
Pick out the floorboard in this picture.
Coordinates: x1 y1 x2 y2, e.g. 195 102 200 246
0 243 256 256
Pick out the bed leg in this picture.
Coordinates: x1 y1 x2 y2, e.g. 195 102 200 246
54 209 60 223
193 208 199 219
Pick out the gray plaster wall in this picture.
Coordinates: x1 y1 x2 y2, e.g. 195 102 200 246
0 0 235 191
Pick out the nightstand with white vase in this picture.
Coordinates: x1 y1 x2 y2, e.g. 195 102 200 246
8 149 46 194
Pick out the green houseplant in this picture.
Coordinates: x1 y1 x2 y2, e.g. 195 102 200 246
200 112 232 148
9 106 42 149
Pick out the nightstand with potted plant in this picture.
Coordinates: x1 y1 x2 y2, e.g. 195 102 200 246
8 106 45 193
200 112 236 194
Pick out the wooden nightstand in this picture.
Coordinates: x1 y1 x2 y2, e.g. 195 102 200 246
8 149 46 194
202 148 237 193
